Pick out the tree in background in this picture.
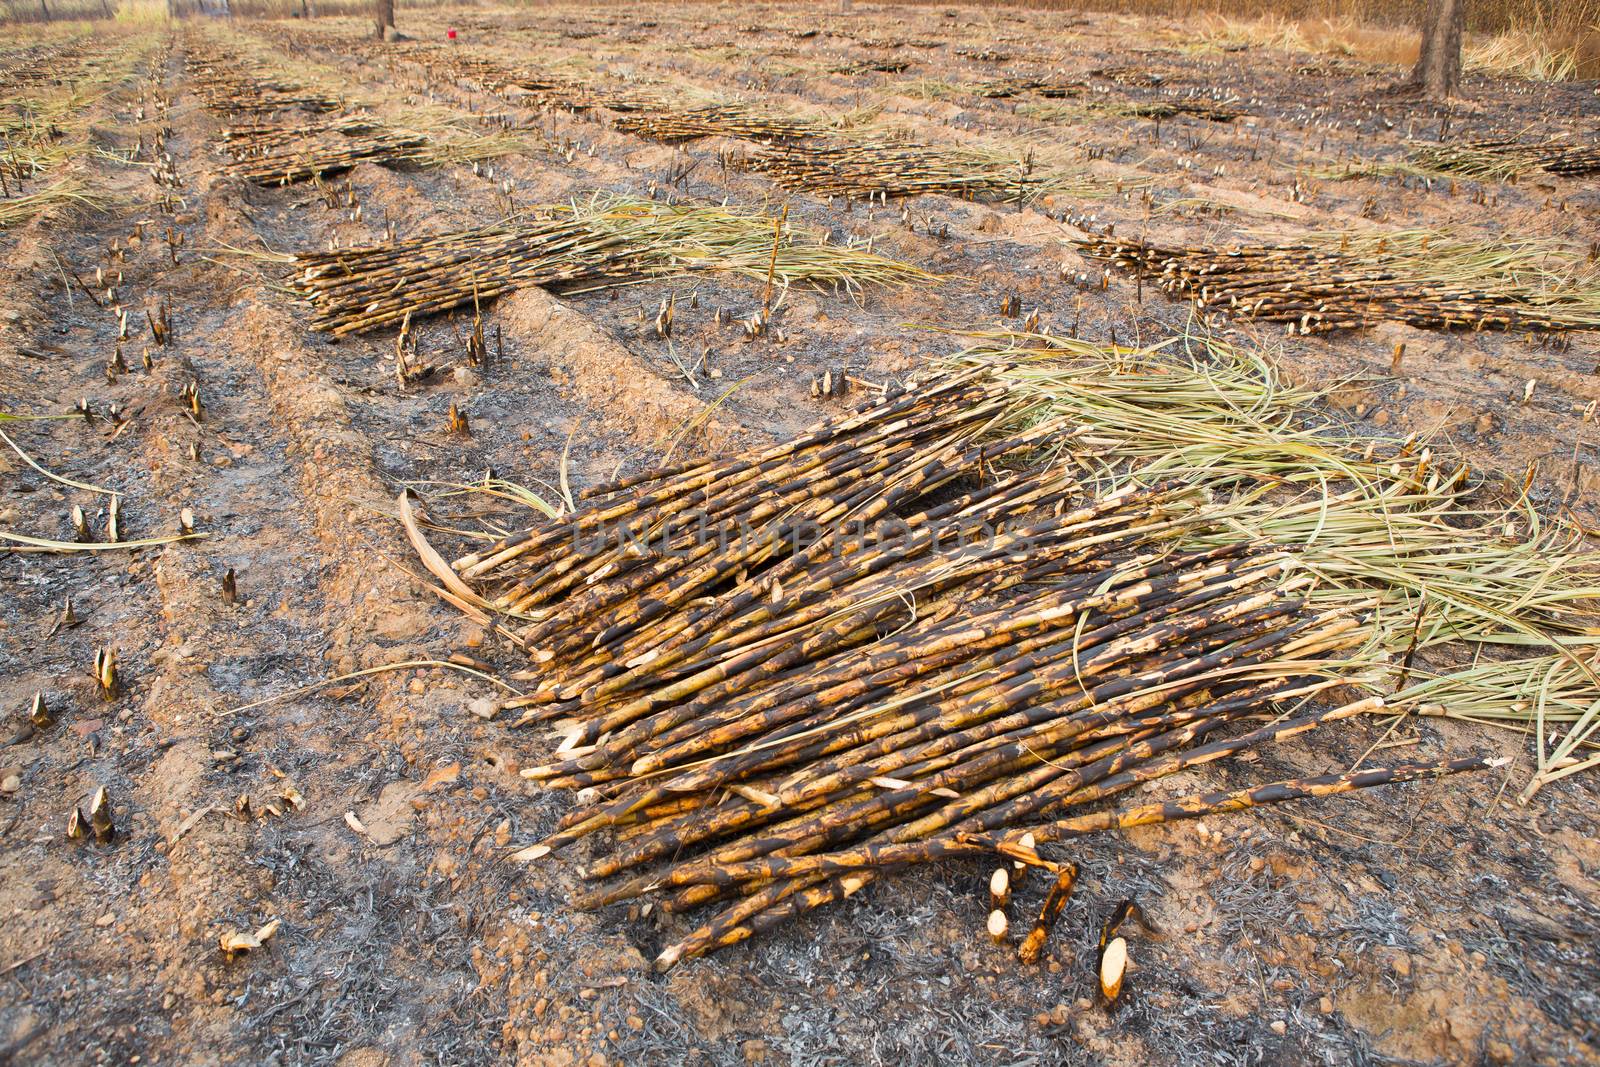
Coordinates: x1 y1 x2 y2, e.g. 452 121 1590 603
374 0 394 40
1408 0 1464 96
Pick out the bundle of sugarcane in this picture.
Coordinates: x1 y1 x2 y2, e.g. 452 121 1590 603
0 41 89 92
1077 230 1600 333
829 59 913 75
613 103 825 143
182 35 343 112
1089 65 1166 86
969 77 1046 98
1 44 96 96
969 77 1086 99
1127 97 1244 122
220 125 429 185
737 135 1083 203
189 69 343 118
218 116 382 156
402 360 1499 967
1036 81 1087 98
423 53 526 93
505 76 671 115
1407 138 1600 180
288 194 934 334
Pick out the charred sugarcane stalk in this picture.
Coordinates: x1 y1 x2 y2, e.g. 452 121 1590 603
403 358 1498 969
1018 863 1079 964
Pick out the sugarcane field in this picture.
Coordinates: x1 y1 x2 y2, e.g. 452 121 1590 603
3 0 1600 1062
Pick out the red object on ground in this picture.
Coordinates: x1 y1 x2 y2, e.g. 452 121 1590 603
447 28 457 40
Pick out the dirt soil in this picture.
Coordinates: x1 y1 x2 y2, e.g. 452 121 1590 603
2 5 1599 1066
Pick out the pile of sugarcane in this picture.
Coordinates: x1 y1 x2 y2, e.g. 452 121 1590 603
547 84 671 115
406 363 1492 968
218 117 374 153
421 53 525 93
1077 232 1600 333
288 194 932 334
613 103 824 143
970 77 1044 98
0 40 91 93
220 121 428 185
970 77 1085 99
1089 65 1166 86
737 136 1062 202
1407 138 1600 180
184 41 343 118
1129 97 1244 122
472 69 672 115
291 212 671 334
830 59 912 75
189 66 342 118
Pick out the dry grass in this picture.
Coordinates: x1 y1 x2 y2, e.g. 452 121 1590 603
0 33 152 228
1190 13 1419 66
1 0 109 24
0 177 116 229
943 325 1600 797
0 0 447 21
1466 23 1594 81
881 0 1600 80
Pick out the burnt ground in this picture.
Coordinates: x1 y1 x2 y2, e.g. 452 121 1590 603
1 5 1599 1066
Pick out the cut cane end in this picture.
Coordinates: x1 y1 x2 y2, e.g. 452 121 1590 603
654 945 683 971
1100 936 1128 1001
511 843 552 862
987 909 1009 943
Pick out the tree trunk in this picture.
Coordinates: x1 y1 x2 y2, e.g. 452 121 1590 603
374 0 394 39
1409 0 1464 97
